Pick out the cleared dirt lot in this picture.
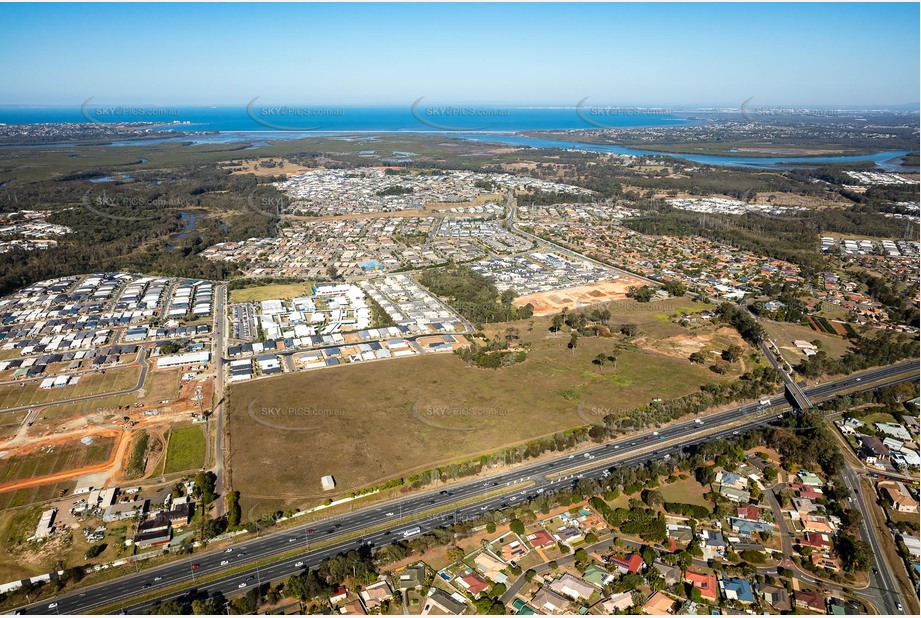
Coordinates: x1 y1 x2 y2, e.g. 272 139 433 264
513 277 646 316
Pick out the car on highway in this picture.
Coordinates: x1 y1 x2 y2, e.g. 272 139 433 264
288 537 297 542
48 603 58 609
238 583 247 589
154 576 163 582
221 560 230 566
191 563 200 569
142 583 151 589
295 561 304 568
306 529 314 534
896 603 902 612
224 548 233 553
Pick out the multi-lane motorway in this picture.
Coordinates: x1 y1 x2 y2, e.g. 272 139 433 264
20 359 918 615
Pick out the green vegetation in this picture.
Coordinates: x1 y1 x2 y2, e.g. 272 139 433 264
796 330 919 378
125 432 150 479
420 265 533 323
367 295 396 328
163 425 207 474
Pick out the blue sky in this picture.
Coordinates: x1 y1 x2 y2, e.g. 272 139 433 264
1 2 918 107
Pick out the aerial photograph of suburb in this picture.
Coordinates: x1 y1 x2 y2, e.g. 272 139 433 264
0 1 918 616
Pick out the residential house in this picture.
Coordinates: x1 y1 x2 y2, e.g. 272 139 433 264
761 585 791 612
811 553 843 572
339 599 366 616
652 561 681 587
422 588 467 615
583 564 615 588
456 573 490 598
526 530 555 550
398 565 426 590
735 504 761 521
601 592 633 613
501 540 528 562
719 578 754 603
549 573 595 601
330 586 348 604
880 481 919 513
359 580 393 612
684 570 718 602
641 591 676 615
529 588 571 615
474 552 507 583
860 436 891 465
610 553 644 575
794 589 826 613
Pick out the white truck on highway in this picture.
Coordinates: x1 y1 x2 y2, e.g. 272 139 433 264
401 526 422 538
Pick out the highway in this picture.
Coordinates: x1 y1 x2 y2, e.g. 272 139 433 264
19 359 918 615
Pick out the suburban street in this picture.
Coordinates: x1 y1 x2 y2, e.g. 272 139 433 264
16 359 917 615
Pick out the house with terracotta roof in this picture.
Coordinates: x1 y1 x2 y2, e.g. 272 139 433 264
526 529 555 549
456 572 490 597
800 531 832 550
801 514 835 534
736 504 761 521
684 570 718 602
359 580 392 611
339 599 366 616
880 481 919 513
501 539 528 562
474 551 507 583
641 591 676 615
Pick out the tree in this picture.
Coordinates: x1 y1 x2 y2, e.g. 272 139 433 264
722 344 743 362
592 353 607 368
510 519 525 535
689 351 707 364
326 265 339 280
568 332 579 352
194 471 217 505
620 323 637 337
227 491 242 528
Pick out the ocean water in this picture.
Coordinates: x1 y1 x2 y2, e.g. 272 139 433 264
0 105 689 132
0 105 913 169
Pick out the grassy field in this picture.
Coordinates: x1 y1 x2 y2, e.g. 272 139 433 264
163 424 206 474
0 365 141 411
659 477 713 508
227 307 738 512
229 282 315 303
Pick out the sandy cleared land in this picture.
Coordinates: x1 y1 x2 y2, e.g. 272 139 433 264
513 277 646 316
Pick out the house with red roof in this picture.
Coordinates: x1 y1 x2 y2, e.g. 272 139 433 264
611 553 644 575
684 570 718 602
736 504 761 521
526 529 555 549
456 572 490 597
